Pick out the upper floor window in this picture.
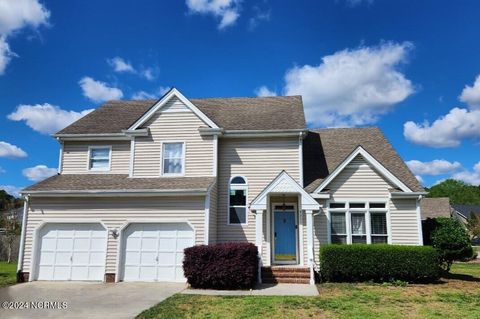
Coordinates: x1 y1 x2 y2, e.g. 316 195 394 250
328 201 388 245
88 146 111 171
229 176 247 225
162 142 185 176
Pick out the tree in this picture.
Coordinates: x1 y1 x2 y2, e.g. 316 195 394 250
1 215 20 263
466 214 480 240
426 179 480 205
431 217 473 272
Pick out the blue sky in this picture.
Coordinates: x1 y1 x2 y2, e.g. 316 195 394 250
1 0 480 196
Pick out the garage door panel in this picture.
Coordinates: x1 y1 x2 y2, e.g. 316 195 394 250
36 223 107 281
122 223 194 282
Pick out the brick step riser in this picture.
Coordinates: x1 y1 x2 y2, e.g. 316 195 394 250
261 272 310 279
262 278 310 284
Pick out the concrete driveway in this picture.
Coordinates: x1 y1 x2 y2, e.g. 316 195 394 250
0 281 186 319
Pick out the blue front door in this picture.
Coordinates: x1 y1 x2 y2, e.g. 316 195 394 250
274 211 296 263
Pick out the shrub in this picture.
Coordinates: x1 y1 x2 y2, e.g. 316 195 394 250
183 242 258 289
319 244 440 283
431 217 473 271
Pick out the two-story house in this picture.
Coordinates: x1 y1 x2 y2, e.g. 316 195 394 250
17 88 425 285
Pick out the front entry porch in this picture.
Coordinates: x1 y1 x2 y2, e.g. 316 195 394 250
250 171 321 285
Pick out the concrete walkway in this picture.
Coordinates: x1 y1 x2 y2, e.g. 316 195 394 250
0 281 186 319
182 283 319 296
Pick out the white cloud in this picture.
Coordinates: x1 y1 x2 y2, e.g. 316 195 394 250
248 7 270 30
0 166 5 174
22 164 57 182
283 42 414 127
414 175 423 184
452 162 480 186
107 57 135 73
0 0 50 74
406 159 462 176
0 141 27 158
79 77 123 103
0 185 23 197
141 68 155 81
186 0 241 29
0 36 15 75
459 75 480 109
8 103 93 134
254 86 277 97
403 107 480 147
345 0 373 7
131 86 170 100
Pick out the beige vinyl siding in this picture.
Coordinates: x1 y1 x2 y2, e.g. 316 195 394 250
133 98 214 177
217 137 300 248
61 141 130 174
390 198 421 245
208 180 218 244
23 196 205 275
313 200 328 264
329 155 394 200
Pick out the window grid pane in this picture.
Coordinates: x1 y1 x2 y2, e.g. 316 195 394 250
371 213 387 235
331 213 346 235
90 148 110 170
163 143 184 174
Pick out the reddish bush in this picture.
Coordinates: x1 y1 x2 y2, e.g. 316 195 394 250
183 242 258 289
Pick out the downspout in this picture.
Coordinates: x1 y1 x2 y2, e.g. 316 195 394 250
416 195 424 245
17 195 29 281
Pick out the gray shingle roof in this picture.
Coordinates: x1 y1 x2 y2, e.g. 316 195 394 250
303 127 424 193
420 198 451 219
57 95 305 134
23 174 214 193
452 204 480 219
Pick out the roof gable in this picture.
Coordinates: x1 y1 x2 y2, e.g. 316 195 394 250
313 146 412 193
251 171 320 210
303 128 423 193
128 88 219 130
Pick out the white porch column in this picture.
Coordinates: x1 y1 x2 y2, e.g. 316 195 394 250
306 210 315 285
255 210 264 284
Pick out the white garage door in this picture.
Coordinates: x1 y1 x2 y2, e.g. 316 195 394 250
36 223 107 281
122 223 194 282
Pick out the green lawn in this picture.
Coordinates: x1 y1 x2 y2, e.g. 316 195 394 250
137 262 480 319
0 262 17 288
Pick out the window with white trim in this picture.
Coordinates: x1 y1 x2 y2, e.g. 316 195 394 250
228 176 247 224
162 142 185 175
89 146 111 171
329 201 388 244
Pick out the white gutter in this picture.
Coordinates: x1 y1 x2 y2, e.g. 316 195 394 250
311 193 330 199
223 129 307 138
17 195 29 276
390 192 428 198
21 189 209 197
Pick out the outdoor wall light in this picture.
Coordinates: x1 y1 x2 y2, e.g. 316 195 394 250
110 228 119 239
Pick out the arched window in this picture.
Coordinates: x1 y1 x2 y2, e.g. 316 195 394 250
228 176 248 224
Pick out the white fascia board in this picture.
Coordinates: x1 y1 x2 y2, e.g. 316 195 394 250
311 193 330 199
313 146 413 194
127 88 219 130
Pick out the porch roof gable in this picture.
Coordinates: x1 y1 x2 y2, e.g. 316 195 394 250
250 171 320 211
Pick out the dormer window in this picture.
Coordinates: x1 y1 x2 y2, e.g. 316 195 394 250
88 146 111 171
162 142 185 176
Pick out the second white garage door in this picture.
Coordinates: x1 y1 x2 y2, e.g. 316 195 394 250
121 223 194 282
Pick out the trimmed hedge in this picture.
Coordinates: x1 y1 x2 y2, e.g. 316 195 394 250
183 242 258 289
320 244 441 283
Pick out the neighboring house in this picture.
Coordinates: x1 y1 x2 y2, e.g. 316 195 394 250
451 204 480 223
17 89 425 285
420 198 452 220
